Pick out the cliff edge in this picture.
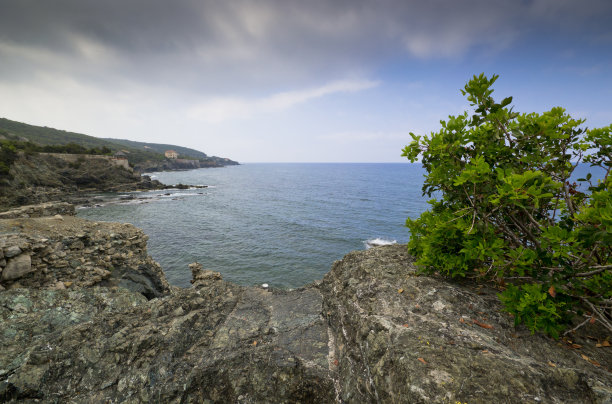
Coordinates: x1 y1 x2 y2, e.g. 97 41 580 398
0 204 610 403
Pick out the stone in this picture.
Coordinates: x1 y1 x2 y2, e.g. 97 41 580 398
4 246 22 258
1 255 33 281
320 245 612 403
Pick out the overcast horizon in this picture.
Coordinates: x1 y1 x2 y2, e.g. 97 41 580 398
1 0 611 163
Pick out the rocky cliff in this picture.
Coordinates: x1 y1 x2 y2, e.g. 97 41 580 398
1 204 610 403
0 153 166 209
134 156 239 173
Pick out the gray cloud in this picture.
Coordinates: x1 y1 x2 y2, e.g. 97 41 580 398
2 0 609 95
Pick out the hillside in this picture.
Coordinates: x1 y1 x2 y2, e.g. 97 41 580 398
0 117 237 167
103 138 208 159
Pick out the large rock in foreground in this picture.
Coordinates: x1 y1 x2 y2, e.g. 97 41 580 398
1 269 334 403
321 245 612 403
1 236 611 402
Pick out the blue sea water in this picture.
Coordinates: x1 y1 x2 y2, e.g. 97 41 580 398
77 163 429 288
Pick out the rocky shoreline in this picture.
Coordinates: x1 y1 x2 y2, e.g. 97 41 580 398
0 152 210 209
1 203 611 403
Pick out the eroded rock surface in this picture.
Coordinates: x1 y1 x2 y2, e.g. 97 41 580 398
1 228 610 403
0 212 169 298
321 245 612 403
1 272 334 403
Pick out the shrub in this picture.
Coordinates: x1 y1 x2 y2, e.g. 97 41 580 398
403 74 611 338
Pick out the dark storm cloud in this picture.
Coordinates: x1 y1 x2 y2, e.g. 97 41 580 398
0 0 610 93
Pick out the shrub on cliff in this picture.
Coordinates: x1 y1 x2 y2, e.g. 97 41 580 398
0 140 18 179
403 74 611 338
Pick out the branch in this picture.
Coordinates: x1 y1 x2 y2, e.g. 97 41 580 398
518 205 542 234
581 298 612 334
574 265 612 278
563 315 593 336
507 212 541 249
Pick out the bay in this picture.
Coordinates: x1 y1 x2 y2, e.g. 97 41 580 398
77 163 428 288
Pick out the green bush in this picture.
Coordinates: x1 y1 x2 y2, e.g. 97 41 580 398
0 140 18 179
403 74 611 338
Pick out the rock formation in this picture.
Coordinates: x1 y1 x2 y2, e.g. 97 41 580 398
0 203 169 298
0 153 167 208
0 203 610 403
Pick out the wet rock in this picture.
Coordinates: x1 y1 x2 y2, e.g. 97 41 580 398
1 254 32 281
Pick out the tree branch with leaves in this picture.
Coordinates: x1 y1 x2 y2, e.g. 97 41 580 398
403 73 611 338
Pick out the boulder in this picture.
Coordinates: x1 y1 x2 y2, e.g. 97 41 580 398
1 272 334 403
320 245 612 403
1 254 33 281
4 246 22 258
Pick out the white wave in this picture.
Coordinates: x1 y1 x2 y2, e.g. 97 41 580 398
159 192 201 198
364 238 397 249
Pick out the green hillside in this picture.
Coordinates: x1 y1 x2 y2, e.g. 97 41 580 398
103 138 208 159
0 117 230 166
0 118 118 149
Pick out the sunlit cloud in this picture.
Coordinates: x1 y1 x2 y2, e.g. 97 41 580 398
188 79 379 122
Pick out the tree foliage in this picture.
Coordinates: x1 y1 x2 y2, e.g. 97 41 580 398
402 74 611 338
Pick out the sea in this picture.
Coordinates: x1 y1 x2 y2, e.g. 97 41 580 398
76 162 604 289
77 163 429 288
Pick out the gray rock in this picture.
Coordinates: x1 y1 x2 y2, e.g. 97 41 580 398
0 217 170 298
4 246 22 258
0 228 610 403
320 245 612 404
1 273 334 403
1 255 33 281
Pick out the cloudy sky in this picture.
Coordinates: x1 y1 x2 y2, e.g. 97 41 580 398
0 0 610 162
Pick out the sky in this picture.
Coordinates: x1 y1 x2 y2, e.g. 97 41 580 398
0 0 611 163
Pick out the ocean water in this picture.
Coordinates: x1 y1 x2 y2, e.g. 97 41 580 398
77 163 429 288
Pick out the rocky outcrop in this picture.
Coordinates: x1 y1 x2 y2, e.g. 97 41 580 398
0 153 168 209
0 210 169 298
135 156 239 172
0 226 610 402
0 202 75 219
322 246 612 403
1 267 333 403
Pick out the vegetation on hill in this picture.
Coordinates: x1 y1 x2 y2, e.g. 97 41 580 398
103 138 208 160
0 139 113 180
403 74 611 337
0 118 236 168
0 119 165 166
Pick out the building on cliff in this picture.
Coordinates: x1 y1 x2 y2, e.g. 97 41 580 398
165 150 178 159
